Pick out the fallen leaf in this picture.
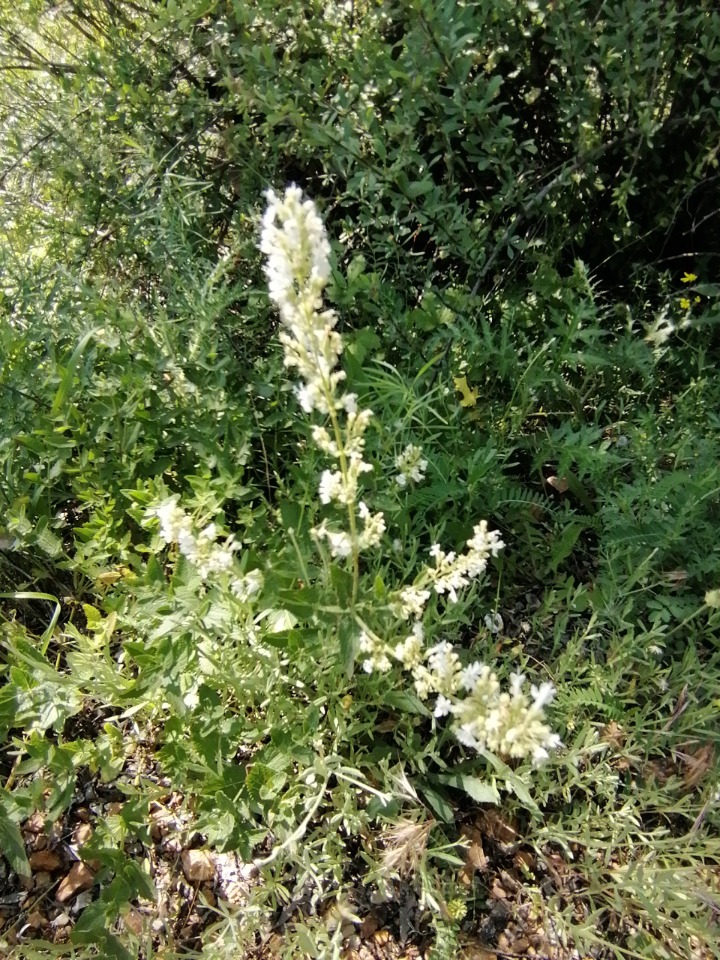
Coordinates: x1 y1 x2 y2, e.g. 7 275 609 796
181 849 216 883
360 913 379 939
601 721 625 749
663 684 689 730
546 475 569 494
72 823 93 845
23 812 46 834
680 743 715 789
453 375 479 408
490 879 507 899
459 826 487 885
24 910 46 929
481 809 519 845
29 849 62 872
56 862 95 903
513 850 535 872
122 907 144 936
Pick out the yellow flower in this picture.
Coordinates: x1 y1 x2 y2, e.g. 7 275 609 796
679 297 691 310
681 272 697 284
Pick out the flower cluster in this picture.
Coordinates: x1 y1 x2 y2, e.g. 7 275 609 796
391 521 506 618
382 524 559 764
395 443 428 488
388 626 559 766
152 497 263 600
261 186 385 559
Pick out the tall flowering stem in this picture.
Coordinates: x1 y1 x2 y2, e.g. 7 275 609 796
260 187 385 604
259 186 560 767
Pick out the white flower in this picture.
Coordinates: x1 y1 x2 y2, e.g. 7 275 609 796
393 624 425 669
415 642 462 698
448 666 560 765
311 522 353 558
231 569 264 602
395 443 428 488
434 695 453 718
319 469 346 504
530 681 556 711
154 497 192 544
357 506 386 550
421 522 505 604
393 585 431 620
461 662 485 692
359 631 392 673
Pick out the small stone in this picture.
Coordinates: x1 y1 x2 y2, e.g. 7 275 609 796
74 807 91 823
56 862 95 903
24 910 46 929
29 849 62 872
106 802 124 816
181 849 216 883
151 918 165 933
51 912 71 928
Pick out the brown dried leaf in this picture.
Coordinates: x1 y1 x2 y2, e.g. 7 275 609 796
546 475 569 494
122 907 144 936
459 826 488 885
513 850 535 872
360 913 380 939
482 809 519 845
56 862 95 903
181 849 216 883
72 823 93 845
680 743 715 789
663 684 689 730
601 721 625 749
23 812 46 834
490 879 507 899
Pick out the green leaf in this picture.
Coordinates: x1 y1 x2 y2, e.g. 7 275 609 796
419 783 454 822
0 788 30 878
693 283 720 297
434 773 500 805
384 690 431 716
550 521 585 572
338 620 358 677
